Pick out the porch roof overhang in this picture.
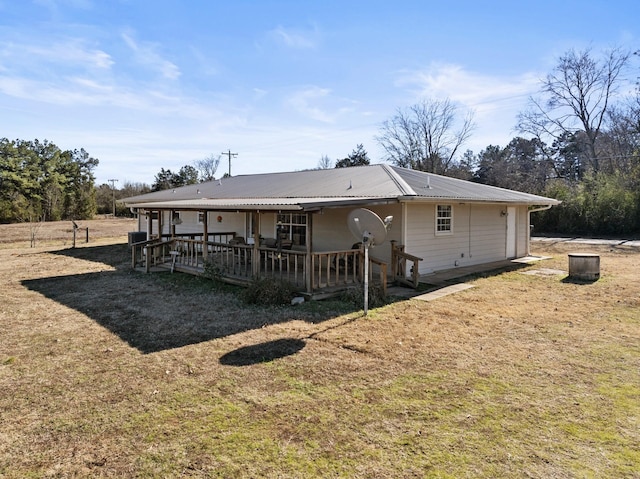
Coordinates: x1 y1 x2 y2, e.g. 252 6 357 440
128 196 400 212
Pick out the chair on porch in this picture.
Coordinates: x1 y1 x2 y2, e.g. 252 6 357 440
334 242 362 272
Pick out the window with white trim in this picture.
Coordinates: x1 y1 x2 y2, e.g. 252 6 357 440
276 213 307 246
436 204 453 235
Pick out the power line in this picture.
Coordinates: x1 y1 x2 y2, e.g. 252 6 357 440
221 149 238 176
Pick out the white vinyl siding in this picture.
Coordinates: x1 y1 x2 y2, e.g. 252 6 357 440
405 202 525 275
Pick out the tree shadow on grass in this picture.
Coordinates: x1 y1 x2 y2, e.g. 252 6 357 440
21 244 350 354
219 338 306 366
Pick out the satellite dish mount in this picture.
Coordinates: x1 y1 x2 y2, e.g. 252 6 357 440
347 209 393 314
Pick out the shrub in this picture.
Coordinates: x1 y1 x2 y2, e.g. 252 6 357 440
534 173 640 235
201 259 228 289
242 277 296 306
341 282 388 310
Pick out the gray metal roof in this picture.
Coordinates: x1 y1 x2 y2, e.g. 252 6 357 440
122 164 560 210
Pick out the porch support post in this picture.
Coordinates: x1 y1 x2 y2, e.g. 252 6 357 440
170 209 175 237
390 240 397 279
252 211 260 278
146 211 152 240
305 212 313 293
202 211 208 260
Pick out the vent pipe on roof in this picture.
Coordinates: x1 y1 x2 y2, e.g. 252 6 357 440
426 176 431 189
348 180 352 190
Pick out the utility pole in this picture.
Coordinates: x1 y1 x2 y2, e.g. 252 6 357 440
108 179 119 217
221 149 238 176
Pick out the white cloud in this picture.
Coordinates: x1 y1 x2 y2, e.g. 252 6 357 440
269 25 319 49
121 31 181 80
394 62 545 151
1 38 113 70
286 86 335 123
397 62 540 117
284 86 361 124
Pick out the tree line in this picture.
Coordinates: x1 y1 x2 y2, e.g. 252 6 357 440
3 46 638 235
0 138 98 223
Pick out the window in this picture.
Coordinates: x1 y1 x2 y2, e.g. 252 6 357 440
436 204 453 235
277 213 307 246
197 212 206 224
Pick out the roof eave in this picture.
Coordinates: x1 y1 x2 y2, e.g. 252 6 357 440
398 196 561 206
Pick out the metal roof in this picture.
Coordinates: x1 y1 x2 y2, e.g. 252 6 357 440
122 164 560 210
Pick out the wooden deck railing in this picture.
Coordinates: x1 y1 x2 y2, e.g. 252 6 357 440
369 256 388 294
391 241 423 289
310 249 362 291
132 238 388 294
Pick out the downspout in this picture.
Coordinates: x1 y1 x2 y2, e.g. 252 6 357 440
527 205 553 255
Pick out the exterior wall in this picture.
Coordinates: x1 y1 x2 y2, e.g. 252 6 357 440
404 202 529 275
311 203 403 264
133 202 531 276
137 210 247 238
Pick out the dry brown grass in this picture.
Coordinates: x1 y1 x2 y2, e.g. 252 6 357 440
0 217 137 247
0 222 638 478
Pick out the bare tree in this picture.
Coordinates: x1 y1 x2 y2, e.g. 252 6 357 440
517 47 630 175
317 154 332 169
194 154 221 182
376 98 475 174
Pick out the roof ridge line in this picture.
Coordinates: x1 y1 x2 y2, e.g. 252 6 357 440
380 164 415 196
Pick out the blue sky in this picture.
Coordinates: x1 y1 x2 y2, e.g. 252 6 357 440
1 0 638 186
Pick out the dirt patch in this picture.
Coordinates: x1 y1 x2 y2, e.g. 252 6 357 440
521 267 567 276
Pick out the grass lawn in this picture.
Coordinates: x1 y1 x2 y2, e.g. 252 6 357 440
1 220 638 477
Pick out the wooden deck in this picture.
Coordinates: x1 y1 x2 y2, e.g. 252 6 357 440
131 237 387 298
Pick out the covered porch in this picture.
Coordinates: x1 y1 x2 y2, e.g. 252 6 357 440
131 235 402 298
127 202 422 298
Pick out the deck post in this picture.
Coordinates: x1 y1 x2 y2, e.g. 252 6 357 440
202 211 208 261
252 211 260 278
305 213 313 293
390 240 397 278
146 211 152 240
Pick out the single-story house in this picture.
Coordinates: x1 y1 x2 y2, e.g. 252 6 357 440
122 164 559 296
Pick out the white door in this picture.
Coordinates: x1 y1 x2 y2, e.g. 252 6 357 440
506 206 516 258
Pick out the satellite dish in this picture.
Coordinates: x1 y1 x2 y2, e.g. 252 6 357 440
346 209 393 315
347 208 389 247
